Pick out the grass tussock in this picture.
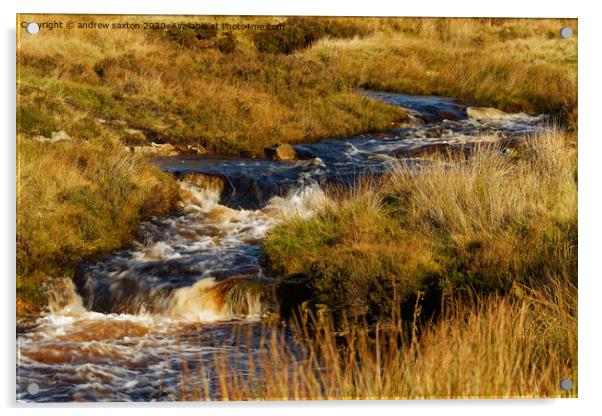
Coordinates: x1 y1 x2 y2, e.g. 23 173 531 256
180 275 577 400
253 17 373 54
263 130 577 321
16 136 179 315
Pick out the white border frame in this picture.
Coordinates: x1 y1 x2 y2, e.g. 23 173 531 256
3 1 600 415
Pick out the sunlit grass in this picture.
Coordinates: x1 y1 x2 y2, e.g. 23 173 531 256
213 129 578 400
18 16 577 157
15 16 578 397
16 135 179 315
178 274 576 400
307 20 577 126
264 130 577 321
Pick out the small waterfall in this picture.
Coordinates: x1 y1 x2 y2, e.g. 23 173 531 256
263 182 328 219
168 276 266 322
46 277 86 316
179 179 223 213
69 176 328 322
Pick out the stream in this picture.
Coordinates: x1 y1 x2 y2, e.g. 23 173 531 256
16 92 548 402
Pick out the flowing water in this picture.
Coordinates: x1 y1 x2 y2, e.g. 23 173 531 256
16 92 548 402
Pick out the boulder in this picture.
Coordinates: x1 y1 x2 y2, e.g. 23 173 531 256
264 143 297 161
467 107 508 120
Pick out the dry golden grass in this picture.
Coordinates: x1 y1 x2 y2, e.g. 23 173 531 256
307 18 577 126
18 16 577 157
17 15 406 157
15 16 578 395
256 128 577 399
178 275 576 400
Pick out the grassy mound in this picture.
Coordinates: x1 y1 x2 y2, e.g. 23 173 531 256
17 15 407 158
16 136 179 315
263 130 577 321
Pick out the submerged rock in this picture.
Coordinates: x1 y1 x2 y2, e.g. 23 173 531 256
264 143 297 161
